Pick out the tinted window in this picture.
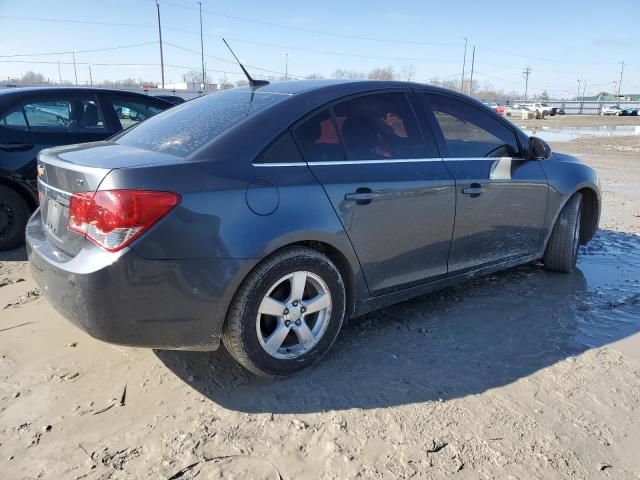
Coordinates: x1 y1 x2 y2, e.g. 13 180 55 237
332 92 426 160
116 89 289 158
423 94 520 158
257 131 303 164
292 108 345 163
0 105 28 130
5 95 106 133
109 96 164 130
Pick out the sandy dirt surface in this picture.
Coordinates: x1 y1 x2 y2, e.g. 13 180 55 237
1 133 640 479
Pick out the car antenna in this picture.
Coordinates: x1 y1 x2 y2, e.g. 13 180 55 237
222 38 269 88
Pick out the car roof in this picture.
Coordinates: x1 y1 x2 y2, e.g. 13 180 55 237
231 79 454 97
0 86 172 106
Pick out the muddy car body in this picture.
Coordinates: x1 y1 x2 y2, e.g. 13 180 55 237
27 80 600 376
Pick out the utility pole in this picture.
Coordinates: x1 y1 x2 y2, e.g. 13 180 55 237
88 65 93 86
284 53 288 80
577 79 581 100
460 37 468 93
469 45 475 96
198 2 206 89
616 61 624 103
523 66 531 101
582 79 586 102
72 52 78 85
156 1 165 88
57 61 62 84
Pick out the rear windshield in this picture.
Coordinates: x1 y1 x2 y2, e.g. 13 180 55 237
115 89 290 158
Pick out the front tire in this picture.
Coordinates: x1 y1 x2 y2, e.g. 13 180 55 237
222 247 346 377
0 185 30 251
543 193 583 273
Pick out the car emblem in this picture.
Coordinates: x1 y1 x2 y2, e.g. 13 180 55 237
37 164 45 177
77 178 84 186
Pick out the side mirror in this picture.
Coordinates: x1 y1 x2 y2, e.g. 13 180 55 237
528 136 551 160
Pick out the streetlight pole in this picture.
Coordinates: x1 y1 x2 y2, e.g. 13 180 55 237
616 61 624 103
469 45 475 96
199 2 206 89
460 37 467 93
88 65 93 86
284 53 288 80
57 61 62 84
156 1 165 88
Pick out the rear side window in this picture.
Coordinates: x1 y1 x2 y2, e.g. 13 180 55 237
422 94 520 158
109 97 164 130
1 95 106 133
333 92 426 160
256 131 303 164
292 108 345 163
116 89 290 158
0 105 28 130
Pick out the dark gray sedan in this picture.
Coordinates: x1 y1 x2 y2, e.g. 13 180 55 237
27 80 600 376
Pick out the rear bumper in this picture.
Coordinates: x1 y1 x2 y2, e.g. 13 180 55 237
26 209 255 351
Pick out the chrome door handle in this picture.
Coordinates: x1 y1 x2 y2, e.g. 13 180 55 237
462 183 486 196
345 189 382 205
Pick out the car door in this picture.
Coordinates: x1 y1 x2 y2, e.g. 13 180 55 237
418 91 548 273
0 92 115 190
104 95 168 131
292 90 456 295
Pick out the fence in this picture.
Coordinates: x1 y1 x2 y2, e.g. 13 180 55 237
511 100 640 115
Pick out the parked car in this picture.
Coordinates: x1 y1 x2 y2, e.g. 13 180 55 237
525 103 554 117
601 105 623 116
154 95 186 105
505 104 535 119
489 103 505 115
0 87 171 250
620 107 638 116
27 80 600 376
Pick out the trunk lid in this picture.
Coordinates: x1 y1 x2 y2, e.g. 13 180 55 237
37 141 181 257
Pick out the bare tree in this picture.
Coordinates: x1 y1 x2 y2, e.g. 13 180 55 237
182 69 212 84
20 71 47 84
331 68 365 80
401 65 416 82
368 66 395 81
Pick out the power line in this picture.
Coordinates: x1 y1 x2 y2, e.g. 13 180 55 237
157 0 460 47
162 41 299 78
0 41 158 58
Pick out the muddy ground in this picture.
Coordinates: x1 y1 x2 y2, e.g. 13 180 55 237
1 130 639 479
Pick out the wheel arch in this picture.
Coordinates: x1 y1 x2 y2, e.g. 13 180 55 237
577 186 599 244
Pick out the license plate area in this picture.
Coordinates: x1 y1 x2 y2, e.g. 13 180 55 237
45 198 63 235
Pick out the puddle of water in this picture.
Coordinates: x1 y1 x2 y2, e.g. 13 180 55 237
520 124 640 142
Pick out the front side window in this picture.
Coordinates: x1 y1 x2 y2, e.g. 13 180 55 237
332 92 426 160
423 94 520 158
3 95 106 133
109 97 164 130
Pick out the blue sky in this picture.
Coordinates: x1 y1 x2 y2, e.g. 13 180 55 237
0 0 638 98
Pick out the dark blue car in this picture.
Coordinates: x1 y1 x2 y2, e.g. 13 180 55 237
26 80 600 376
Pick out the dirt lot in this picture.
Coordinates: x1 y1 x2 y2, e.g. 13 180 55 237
1 128 639 479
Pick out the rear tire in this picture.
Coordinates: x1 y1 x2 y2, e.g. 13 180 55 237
0 185 30 251
543 193 583 273
222 247 346 377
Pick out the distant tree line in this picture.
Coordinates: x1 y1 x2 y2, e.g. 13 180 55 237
5 68 553 101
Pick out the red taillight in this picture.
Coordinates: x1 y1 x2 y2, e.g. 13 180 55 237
68 190 180 252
